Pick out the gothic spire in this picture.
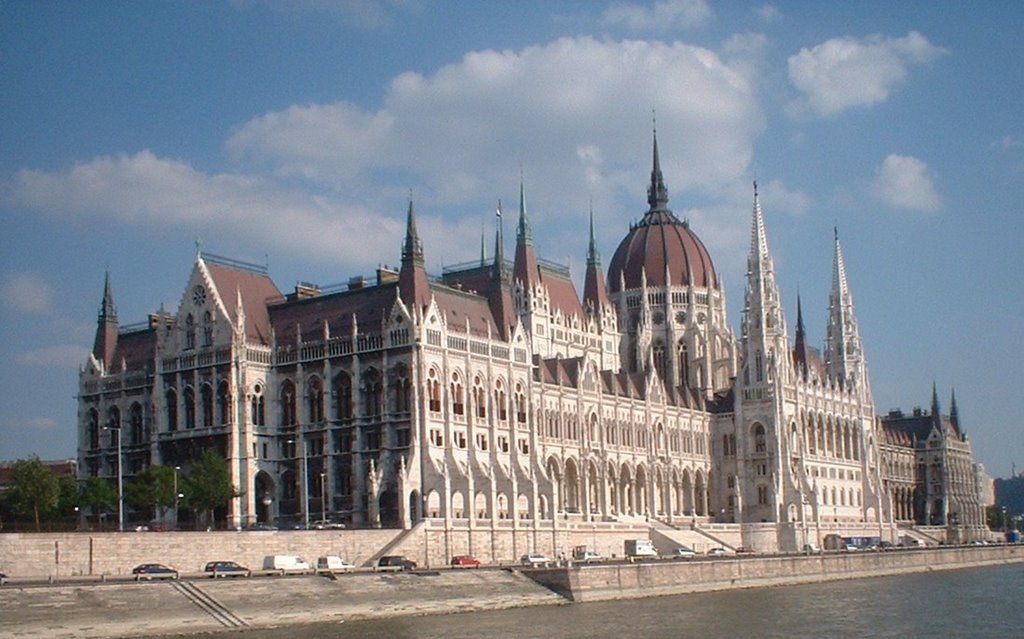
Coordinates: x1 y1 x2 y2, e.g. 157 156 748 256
583 205 610 310
401 196 424 266
92 270 119 368
824 228 868 394
950 388 960 433
793 293 812 379
398 196 430 310
513 181 541 289
647 126 670 214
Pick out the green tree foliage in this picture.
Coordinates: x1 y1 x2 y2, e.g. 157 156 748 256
5 456 60 531
124 465 177 522
80 476 117 529
181 448 238 529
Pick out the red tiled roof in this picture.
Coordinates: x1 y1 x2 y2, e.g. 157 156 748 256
269 283 399 345
432 286 500 338
607 212 717 293
206 262 281 345
542 267 585 321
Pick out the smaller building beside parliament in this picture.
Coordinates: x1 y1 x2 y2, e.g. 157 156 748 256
76 132 990 554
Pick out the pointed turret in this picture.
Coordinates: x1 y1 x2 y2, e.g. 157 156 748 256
824 229 868 393
740 182 789 387
398 198 431 311
792 295 812 379
487 223 515 340
583 206 610 310
92 271 119 369
512 182 541 289
950 389 961 433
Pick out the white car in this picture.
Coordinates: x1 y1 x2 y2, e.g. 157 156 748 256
520 553 550 567
317 555 354 572
671 546 696 558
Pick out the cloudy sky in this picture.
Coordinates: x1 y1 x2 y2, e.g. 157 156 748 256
2 1 1022 476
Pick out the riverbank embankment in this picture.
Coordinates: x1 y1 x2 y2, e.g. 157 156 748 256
0 546 1020 639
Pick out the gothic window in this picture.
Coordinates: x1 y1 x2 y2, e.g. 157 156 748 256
451 372 464 416
334 372 352 420
250 384 265 426
202 311 213 347
755 350 763 382
217 380 231 425
129 403 144 446
393 364 411 413
184 387 196 429
280 379 297 427
106 405 120 442
364 369 383 417
473 376 486 418
757 484 768 505
426 369 441 413
678 341 689 388
494 379 507 421
185 314 196 350
201 383 214 428
88 408 100 449
589 413 598 443
515 383 527 423
754 423 766 453
307 377 324 423
653 340 666 380
166 389 178 431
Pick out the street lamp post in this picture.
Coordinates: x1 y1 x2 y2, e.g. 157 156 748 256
173 466 181 529
320 472 327 523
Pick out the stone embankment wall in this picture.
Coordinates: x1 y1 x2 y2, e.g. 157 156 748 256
527 545 1024 602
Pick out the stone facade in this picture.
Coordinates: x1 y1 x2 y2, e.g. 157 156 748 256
77 133 989 552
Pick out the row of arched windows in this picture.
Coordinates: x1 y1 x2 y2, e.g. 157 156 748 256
183 311 215 350
85 403 147 449
425 369 526 423
276 365 411 428
800 413 862 461
165 380 231 431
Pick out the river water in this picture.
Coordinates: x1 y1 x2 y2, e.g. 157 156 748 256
241 564 1022 638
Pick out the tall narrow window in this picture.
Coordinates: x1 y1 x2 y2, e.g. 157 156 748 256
166 389 178 431
202 311 213 347
334 372 352 420
308 377 324 423
250 384 264 426
473 377 486 418
217 380 231 425
393 364 411 413
129 403 144 445
427 369 441 413
185 314 196 350
281 379 297 427
494 379 507 421
364 369 383 417
184 387 196 429
451 372 464 416
754 423 766 453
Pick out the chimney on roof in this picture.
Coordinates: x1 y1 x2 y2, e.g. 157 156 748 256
348 276 366 291
377 266 399 285
293 282 322 300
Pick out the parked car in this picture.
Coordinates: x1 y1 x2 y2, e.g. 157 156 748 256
244 522 276 532
706 547 727 557
736 546 757 555
519 553 550 567
204 561 251 578
670 546 696 558
132 563 178 580
451 555 481 568
376 555 417 571
317 555 355 572
573 549 602 563
311 520 346 530
262 555 312 573
802 543 820 554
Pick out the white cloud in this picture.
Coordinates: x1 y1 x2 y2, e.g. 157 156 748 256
756 4 782 24
16 345 90 368
870 154 941 212
1 416 58 432
787 31 946 117
2 272 54 314
991 135 1021 151
601 0 712 31
759 179 811 216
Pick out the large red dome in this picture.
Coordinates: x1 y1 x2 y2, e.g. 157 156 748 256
607 133 718 293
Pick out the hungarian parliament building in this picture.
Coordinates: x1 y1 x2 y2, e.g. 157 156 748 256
78 133 989 551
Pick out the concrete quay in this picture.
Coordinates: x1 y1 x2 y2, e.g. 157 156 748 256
1 545 1020 639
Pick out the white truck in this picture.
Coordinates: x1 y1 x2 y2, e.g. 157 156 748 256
624 539 657 560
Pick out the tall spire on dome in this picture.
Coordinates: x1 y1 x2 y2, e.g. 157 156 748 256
647 121 670 214
950 389 960 433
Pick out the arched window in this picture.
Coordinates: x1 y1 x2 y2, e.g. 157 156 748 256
754 423 766 453
653 340 666 380
202 310 213 347
185 314 196 350
426 369 441 413
393 364 411 413
334 372 352 420
757 484 768 505
183 387 196 429
307 377 324 423
473 376 486 418
514 383 527 423
106 405 120 441
217 380 231 425
364 369 383 417
200 383 214 428
88 408 100 449
451 372 464 416
494 379 507 421
280 379 297 427
129 403 144 445
166 389 178 431
250 384 264 426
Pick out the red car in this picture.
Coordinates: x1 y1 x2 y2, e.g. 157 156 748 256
736 546 757 555
450 555 481 568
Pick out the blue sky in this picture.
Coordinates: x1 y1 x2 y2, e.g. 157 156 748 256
1 1 1021 477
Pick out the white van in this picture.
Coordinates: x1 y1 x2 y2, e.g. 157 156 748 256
262 555 312 573
317 555 354 573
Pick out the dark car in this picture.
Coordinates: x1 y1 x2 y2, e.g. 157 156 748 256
376 555 417 571
736 546 757 555
204 560 251 578
132 563 178 580
450 555 481 568
244 522 276 532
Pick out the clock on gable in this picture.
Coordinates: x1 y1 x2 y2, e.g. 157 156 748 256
193 285 207 306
